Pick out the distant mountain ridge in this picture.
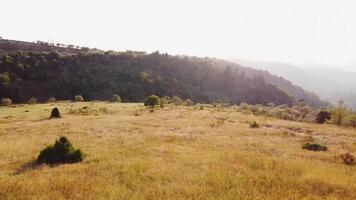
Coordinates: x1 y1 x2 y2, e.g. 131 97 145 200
0 38 327 107
236 59 356 109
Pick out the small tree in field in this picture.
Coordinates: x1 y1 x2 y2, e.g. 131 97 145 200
144 95 160 108
330 100 348 126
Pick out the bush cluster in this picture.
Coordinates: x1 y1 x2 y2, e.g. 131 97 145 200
302 143 328 151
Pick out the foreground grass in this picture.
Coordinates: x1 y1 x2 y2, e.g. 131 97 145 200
0 102 355 200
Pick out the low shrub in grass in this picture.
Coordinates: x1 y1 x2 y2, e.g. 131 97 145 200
340 152 355 166
74 95 84 102
36 136 84 164
27 97 37 104
1 98 12 106
144 95 160 108
250 121 259 128
302 143 327 151
184 99 194 106
111 94 121 102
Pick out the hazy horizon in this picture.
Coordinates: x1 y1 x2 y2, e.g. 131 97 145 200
1 0 356 69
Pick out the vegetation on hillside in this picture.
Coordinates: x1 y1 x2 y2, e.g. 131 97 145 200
0 39 327 107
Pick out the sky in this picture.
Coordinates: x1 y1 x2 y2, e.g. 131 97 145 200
1 0 356 68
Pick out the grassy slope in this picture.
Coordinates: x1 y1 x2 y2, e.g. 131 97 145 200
0 102 355 200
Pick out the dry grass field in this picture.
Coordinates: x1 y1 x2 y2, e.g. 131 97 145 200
0 102 356 200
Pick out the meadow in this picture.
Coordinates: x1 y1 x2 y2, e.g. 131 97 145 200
0 102 355 200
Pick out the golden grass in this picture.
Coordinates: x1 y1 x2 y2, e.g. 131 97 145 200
0 102 355 199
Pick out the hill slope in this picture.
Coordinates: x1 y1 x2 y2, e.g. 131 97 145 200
0 39 326 107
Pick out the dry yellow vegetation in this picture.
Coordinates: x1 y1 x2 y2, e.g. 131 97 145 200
0 102 356 200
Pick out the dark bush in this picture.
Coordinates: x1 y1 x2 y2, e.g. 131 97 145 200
302 143 327 151
316 110 331 124
144 95 160 108
50 107 61 118
250 121 259 128
36 136 84 164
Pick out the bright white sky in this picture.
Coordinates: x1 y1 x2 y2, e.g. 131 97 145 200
1 0 356 67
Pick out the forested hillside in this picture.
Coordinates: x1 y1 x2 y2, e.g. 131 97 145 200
0 39 327 107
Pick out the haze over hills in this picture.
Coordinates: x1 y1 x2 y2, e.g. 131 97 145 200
235 59 356 110
0 38 327 107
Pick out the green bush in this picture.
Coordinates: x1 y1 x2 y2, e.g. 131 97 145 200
144 95 160 108
302 143 327 151
1 98 12 106
74 95 84 102
36 136 84 164
249 121 259 128
111 94 122 102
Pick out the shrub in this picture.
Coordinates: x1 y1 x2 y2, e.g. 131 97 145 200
171 96 183 106
0 73 10 85
340 152 355 166
74 95 84 102
315 110 331 124
330 100 348 126
48 97 56 103
27 97 37 104
160 96 171 104
111 94 122 102
144 95 160 108
50 107 61 118
302 143 327 151
1 98 12 106
211 116 228 127
36 136 84 164
267 102 275 107
250 121 259 128
184 99 194 106
345 114 356 127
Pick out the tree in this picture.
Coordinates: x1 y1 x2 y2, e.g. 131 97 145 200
316 110 331 124
330 100 348 126
144 95 160 108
